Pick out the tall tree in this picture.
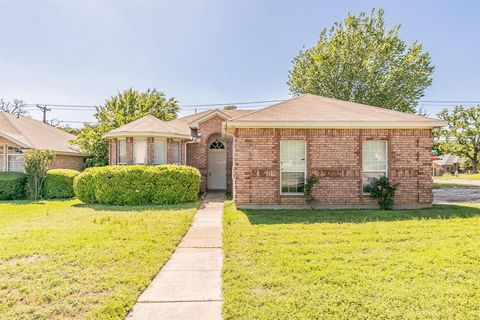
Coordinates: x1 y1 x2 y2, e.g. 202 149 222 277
288 9 434 113
436 106 480 173
73 89 180 167
0 98 28 116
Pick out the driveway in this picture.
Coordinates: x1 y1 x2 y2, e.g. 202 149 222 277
433 186 480 204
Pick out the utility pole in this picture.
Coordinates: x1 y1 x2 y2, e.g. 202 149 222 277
36 104 51 123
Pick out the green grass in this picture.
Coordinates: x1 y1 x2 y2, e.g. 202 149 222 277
435 173 480 180
433 182 480 189
0 199 197 319
223 202 480 319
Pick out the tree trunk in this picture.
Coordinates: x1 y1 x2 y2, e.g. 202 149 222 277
472 159 478 174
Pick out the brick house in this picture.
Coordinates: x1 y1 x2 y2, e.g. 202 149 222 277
103 94 446 208
0 112 87 172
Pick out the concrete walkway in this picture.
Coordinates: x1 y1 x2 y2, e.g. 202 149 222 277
127 192 224 320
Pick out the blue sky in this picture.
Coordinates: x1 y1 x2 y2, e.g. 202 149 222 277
0 0 479 126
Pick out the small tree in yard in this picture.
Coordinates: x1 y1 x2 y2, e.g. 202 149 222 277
24 150 55 199
436 106 480 173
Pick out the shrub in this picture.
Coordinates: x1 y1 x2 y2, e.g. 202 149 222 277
73 167 102 204
24 149 55 200
44 169 80 199
365 176 399 210
0 172 27 200
74 165 200 205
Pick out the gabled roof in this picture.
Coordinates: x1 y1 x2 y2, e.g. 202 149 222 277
0 112 86 156
103 115 192 139
226 94 447 131
103 109 253 138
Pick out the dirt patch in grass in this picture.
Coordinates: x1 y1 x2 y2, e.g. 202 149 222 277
0 254 47 267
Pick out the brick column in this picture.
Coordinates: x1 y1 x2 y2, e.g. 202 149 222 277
166 138 173 164
110 139 118 165
147 137 154 164
126 137 133 164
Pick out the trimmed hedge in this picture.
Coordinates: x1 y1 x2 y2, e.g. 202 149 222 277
0 172 27 200
44 169 80 199
74 165 200 205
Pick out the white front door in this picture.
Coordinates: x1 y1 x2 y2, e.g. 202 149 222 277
207 140 227 190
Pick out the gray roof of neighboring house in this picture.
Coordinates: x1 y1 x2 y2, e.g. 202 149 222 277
433 154 461 166
0 112 86 156
226 94 447 128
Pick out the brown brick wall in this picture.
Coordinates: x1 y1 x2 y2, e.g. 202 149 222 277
233 128 433 208
50 155 85 171
186 115 232 193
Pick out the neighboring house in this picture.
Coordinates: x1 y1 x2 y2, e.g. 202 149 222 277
432 154 461 176
103 94 446 208
0 112 87 172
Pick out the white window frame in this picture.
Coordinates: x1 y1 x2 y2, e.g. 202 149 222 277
172 141 181 164
280 139 307 195
153 138 167 165
117 139 127 165
7 146 24 173
133 138 147 164
362 140 388 194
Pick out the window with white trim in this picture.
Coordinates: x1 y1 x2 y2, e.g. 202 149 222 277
172 141 181 164
117 139 126 164
280 140 306 194
7 147 24 173
0 146 4 172
154 139 166 164
362 140 387 192
133 138 147 164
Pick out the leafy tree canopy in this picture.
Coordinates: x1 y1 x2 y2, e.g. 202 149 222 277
288 8 434 113
436 106 480 173
74 88 179 167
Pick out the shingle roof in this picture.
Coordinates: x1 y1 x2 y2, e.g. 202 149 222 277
227 94 447 128
103 114 191 138
0 112 86 156
433 154 461 166
104 109 253 138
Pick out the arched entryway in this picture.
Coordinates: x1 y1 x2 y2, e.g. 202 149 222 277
207 135 227 190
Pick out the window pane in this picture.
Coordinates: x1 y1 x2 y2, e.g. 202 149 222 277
280 140 306 194
118 140 126 164
7 147 24 173
362 141 387 171
154 139 166 164
133 139 147 164
362 172 386 192
281 172 305 193
280 140 305 172
172 142 180 164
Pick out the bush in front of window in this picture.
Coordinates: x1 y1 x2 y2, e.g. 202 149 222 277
0 172 27 200
44 169 80 199
74 165 200 205
364 176 399 210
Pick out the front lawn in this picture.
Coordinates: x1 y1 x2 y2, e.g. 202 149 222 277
0 199 196 319
223 202 480 319
436 173 480 180
433 182 480 189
